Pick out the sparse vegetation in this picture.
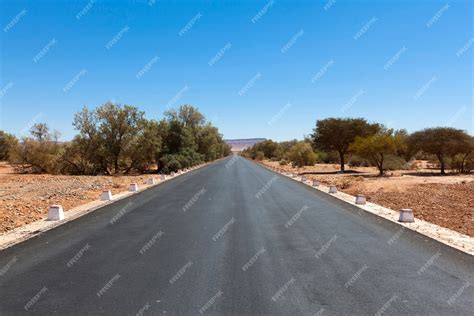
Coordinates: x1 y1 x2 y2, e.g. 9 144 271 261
4 103 231 175
243 117 473 175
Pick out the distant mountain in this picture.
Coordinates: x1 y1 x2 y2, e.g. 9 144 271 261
225 138 266 152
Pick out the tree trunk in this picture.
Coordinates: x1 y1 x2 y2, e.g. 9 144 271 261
438 155 446 175
377 154 384 176
339 151 345 173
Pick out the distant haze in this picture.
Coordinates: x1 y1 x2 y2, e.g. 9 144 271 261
225 138 266 152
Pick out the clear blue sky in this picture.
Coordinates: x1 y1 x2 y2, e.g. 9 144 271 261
1 0 472 141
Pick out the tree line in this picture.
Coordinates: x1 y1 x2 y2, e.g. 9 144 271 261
242 118 474 175
0 103 231 175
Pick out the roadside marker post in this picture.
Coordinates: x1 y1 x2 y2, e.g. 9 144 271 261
129 183 139 192
329 185 337 194
355 194 366 205
399 208 415 223
47 205 65 221
101 190 113 201
160 174 166 181
147 178 156 185
312 180 320 187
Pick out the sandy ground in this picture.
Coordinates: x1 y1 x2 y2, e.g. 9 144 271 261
0 163 152 233
261 160 474 237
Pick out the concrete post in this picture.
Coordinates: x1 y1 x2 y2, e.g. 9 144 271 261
147 178 155 185
355 194 366 205
398 208 414 223
129 183 139 192
160 174 166 181
329 185 337 193
312 180 320 187
101 190 113 201
47 205 65 221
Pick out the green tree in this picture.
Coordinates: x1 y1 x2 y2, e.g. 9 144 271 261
288 142 317 167
408 127 471 175
95 102 144 173
312 118 380 172
350 129 398 175
0 131 18 161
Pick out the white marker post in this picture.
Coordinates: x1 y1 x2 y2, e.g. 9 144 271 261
398 208 414 223
147 178 155 185
129 183 139 192
355 194 366 205
312 180 320 187
329 185 337 193
47 205 65 221
101 190 113 201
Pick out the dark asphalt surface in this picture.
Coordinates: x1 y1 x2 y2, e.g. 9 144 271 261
0 156 473 315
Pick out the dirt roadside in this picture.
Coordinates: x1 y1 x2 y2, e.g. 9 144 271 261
0 163 153 233
260 160 474 237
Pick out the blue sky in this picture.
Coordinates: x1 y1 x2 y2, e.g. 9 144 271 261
0 0 472 141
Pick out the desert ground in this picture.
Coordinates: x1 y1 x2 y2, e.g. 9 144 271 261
260 160 473 237
0 162 152 233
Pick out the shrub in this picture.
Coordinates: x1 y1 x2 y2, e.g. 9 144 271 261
279 159 288 165
288 142 317 167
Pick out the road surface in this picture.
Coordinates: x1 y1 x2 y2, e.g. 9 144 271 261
0 156 473 315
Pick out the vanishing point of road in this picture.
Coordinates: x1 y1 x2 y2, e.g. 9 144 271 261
0 156 473 315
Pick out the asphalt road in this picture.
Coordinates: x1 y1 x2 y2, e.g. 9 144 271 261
0 156 473 315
